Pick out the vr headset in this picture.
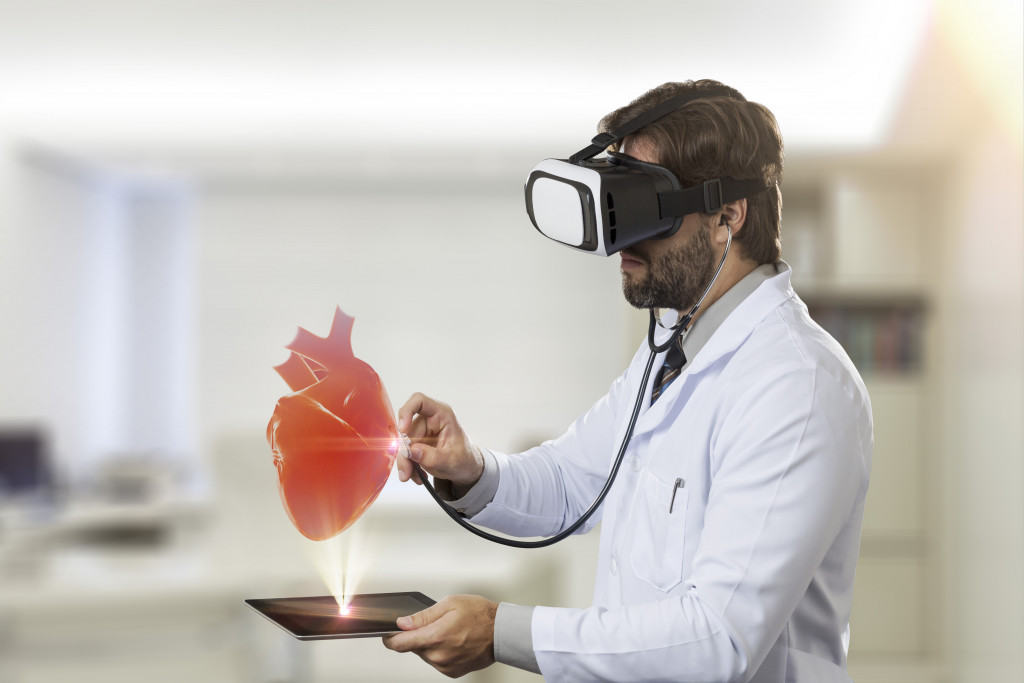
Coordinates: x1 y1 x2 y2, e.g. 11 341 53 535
524 87 769 256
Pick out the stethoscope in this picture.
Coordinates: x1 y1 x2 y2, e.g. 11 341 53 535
411 226 732 548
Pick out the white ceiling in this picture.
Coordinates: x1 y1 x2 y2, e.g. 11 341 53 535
0 0 948 155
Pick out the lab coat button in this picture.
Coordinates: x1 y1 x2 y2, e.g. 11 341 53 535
610 558 618 576
629 456 641 472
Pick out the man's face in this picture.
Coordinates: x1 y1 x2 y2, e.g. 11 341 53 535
617 140 716 312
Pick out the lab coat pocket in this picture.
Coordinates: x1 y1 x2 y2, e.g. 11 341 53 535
629 469 688 592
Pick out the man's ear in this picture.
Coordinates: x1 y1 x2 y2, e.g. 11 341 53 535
716 198 747 243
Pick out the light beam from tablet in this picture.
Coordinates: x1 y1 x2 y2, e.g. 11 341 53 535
306 522 370 615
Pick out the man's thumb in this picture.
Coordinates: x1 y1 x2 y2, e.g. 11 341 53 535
408 443 439 471
397 601 448 630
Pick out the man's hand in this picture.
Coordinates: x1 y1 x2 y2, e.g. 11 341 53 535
397 393 484 489
382 594 498 678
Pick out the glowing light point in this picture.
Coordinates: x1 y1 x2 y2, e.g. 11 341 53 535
339 602 351 617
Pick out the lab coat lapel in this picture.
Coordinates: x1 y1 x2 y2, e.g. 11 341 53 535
630 269 796 437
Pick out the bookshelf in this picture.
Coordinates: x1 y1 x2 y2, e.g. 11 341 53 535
803 295 927 375
785 152 945 682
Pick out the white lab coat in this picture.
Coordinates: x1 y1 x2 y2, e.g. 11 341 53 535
472 267 873 682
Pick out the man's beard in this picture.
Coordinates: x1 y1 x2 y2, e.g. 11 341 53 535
621 223 716 311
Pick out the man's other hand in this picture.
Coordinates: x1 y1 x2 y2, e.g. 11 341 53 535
382 594 498 678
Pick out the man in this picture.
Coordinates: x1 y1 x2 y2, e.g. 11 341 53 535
383 80 872 682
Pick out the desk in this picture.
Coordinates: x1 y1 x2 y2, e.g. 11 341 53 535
0 496 577 683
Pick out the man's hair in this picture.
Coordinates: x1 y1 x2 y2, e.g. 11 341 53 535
599 80 784 264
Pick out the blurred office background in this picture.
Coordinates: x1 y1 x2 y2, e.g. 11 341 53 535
0 1 1020 681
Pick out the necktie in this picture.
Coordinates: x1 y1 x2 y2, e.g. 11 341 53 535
650 337 687 404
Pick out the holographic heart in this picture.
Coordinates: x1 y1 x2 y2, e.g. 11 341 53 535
266 308 399 540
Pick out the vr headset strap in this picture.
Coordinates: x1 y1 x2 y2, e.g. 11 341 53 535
659 177 771 217
569 87 740 163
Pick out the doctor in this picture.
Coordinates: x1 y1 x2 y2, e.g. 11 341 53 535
383 80 872 682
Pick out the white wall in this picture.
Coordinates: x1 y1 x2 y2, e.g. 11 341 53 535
940 129 1024 683
1 147 642 499
193 154 639 477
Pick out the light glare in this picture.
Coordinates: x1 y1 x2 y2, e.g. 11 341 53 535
305 521 371 610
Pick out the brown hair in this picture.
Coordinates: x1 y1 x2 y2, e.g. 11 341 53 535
599 80 784 264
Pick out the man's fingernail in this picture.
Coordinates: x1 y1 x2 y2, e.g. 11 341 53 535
408 447 422 463
397 616 412 629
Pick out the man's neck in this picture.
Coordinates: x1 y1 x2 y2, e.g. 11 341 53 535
683 254 759 326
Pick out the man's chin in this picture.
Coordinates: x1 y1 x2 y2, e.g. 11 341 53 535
621 279 654 310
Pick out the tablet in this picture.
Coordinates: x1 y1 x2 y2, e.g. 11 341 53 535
245 592 435 640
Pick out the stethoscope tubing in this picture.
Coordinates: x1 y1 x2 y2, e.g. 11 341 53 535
414 226 732 547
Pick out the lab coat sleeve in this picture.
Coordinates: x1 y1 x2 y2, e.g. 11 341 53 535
531 365 871 682
432 447 500 517
494 603 541 674
469 357 636 538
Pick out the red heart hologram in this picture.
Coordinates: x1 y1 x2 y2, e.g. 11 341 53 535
266 308 399 540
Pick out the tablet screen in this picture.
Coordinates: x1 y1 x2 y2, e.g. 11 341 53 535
245 592 435 640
